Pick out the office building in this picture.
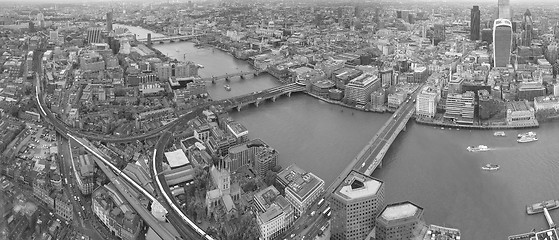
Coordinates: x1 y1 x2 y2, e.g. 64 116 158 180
344 74 381 105
277 164 324 217
376 201 424 240
481 28 493 44
49 30 58 44
493 19 513 68
254 147 278 178
518 82 546 101
226 139 270 173
505 101 536 124
106 12 113 32
226 121 249 144
329 170 384 240
254 186 295 240
498 0 511 20
444 91 475 124
86 27 104 44
433 24 446 45
523 9 533 47
416 86 440 119
470 6 481 41
74 154 96 195
154 62 198 81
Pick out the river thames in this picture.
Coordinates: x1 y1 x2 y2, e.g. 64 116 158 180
126 28 559 239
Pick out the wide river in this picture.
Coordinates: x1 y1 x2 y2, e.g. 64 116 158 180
127 28 559 239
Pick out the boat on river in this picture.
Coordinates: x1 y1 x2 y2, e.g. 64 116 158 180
518 131 536 138
481 164 499 171
517 136 537 143
467 145 489 152
224 84 231 91
494 131 506 137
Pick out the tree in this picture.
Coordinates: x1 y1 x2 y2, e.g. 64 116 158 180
271 164 282 173
264 170 277 186
241 179 257 192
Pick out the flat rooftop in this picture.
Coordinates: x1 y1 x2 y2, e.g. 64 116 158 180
278 164 324 201
335 170 382 200
227 121 248 138
164 149 189 168
379 201 423 222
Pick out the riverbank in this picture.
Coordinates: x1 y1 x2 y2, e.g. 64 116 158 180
305 92 387 113
414 118 539 130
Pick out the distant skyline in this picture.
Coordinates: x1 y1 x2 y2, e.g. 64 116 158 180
0 0 558 3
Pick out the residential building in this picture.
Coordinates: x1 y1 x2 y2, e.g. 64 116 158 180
329 170 385 240
226 121 249 144
55 191 73 222
277 164 324 217
226 139 269 173
92 184 142 240
375 201 424 240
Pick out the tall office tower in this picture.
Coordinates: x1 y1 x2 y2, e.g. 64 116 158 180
493 19 513 67
470 6 481 41
433 24 446 45
498 0 511 20
86 27 104 44
523 9 533 46
376 201 425 240
106 12 113 32
329 170 385 240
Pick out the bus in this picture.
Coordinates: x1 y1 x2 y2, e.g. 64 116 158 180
317 198 325 207
322 206 331 215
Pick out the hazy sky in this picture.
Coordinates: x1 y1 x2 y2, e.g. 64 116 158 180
0 0 556 3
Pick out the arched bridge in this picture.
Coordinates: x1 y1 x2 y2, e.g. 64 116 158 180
201 70 264 83
214 83 306 111
137 34 205 44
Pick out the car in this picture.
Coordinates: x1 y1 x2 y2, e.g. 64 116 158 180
290 234 295 238
310 211 316 216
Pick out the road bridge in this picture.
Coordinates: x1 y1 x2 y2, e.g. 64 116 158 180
137 34 204 44
326 85 423 195
200 70 263 83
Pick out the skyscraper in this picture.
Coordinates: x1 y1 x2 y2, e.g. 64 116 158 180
106 12 113 32
498 0 511 20
470 6 481 41
522 9 533 47
329 170 385 240
493 19 513 67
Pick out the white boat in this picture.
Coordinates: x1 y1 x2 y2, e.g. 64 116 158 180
467 145 489 152
196 64 204 68
494 131 506 137
224 84 231 91
517 136 538 143
517 131 536 138
482 164 500 171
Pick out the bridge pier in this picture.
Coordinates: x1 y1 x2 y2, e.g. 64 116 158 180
254 73 258 76
211 77 216 84
240 75 245 79
236 105 242 112
255 100 260 107
287 92 292 97
272 96 277 102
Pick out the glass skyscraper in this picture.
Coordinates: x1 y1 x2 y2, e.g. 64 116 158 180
493 19 513 68
498 0 511 20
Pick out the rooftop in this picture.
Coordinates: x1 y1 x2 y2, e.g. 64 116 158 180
379 201 423 222
278 164 324 201
164 149 189 168
226 121 248 138
335 170 383 200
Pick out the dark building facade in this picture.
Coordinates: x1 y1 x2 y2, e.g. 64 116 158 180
470 6 481 41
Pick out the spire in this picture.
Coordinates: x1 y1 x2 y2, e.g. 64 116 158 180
524 9 531 16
